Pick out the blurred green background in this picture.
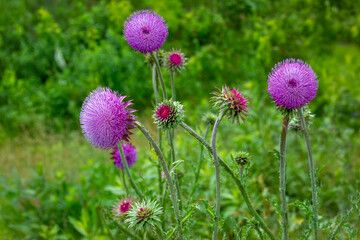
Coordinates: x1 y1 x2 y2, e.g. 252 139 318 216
0 0 359 239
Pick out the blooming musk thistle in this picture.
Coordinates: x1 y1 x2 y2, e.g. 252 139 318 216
268 58 318 109
111 143 138 169
163 49 188 72
80 87 136 150
125 199 162 231
124 9 168 53
153 99 184 130
211 86 249 124
112 196 135 220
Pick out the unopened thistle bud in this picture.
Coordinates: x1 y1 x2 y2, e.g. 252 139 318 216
125 199 162 231
163 49 187 72
202 112 217 126
153 99 184 130
289 106 315 132
233 151 252 166
211 86 249 124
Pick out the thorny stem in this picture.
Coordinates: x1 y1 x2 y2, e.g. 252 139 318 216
152 64 160 103
298 107 318 240
211 110 226 240
121 169 129 196
135 121 183 239
180 122 277 240
118 142 143 199
151 53 167 100
280 114 290 240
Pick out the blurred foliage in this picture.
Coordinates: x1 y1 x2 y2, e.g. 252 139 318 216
1 0 360 239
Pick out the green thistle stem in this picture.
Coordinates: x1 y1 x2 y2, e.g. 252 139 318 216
298 107 318 240
118 225 141 240
180 122 277 240
211 110 226 239
121 169 129 196
167 130 182 210
118 142 143 199
151 53 167 100
280 114 290 240
191 124 211 192
135 121 183 239
170 70 176 100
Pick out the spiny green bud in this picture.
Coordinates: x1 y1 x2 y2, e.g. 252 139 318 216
233 151 252 166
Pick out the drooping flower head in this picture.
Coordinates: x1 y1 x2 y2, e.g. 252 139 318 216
153 99 184 129
124 9 168 53
112 196 135 220
80 87 136 150
163 49 187 72
268 58 318 109
211 86 249 124
125 199 162 231
111 143 138 169
233 151 252 166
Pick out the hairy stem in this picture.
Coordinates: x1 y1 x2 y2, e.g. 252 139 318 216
211 110 226 240
118 142 143 199
135 121 183 239
298 107 318 240
280 114 290 240
180 122 277 240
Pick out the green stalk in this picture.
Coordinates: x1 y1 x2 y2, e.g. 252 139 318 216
118 142 143 199
170 70 176 100
180 122 277 240
298 107 318 240
211 110 226 240
192 123 211 194
135 121 183 239
280 114 290 240
118 225 141 240
167 130 182 210
121 169 129 196
151 53 167 100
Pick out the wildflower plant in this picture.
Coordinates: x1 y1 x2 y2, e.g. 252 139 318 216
124 10 168 53
80 87 136 150
125 199 162 231
211 86 249 124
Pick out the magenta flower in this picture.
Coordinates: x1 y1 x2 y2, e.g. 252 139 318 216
112 196 135 219
163 49 187 72
268 59 318 109
111 143 138 169
153 100 184 129
211 86 249 124
124 9 168 53
80 87 136 150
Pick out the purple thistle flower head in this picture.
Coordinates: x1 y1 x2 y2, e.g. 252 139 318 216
80 87 136 150
124 9 168 53
163 49 188 72
211 86 249 124
268 59 318 109
111 143 138 169
112 196 135 219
